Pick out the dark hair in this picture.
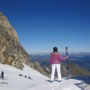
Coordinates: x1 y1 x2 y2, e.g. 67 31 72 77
53 47 58 52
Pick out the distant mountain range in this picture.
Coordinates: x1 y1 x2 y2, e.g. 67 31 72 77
30 52 90 71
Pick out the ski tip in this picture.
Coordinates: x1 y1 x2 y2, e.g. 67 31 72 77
65 46 68 53
65 46 68 50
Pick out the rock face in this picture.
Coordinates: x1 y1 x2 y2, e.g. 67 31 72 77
0 12 46 74
0 12 33 69
33 61 46 74
0 13 18 41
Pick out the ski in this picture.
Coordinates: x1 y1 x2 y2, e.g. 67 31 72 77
65 46 70 79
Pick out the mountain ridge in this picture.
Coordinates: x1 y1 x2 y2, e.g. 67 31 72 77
0 12 47 75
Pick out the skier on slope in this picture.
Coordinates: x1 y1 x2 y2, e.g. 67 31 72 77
1 71 4 79
50 47 68 82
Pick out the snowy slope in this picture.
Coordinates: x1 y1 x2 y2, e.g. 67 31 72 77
0 64 83 90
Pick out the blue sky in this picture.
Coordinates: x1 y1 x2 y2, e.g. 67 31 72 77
0 0 90 54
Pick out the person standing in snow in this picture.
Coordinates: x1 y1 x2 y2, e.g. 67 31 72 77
50 47 68 82
1 71 4 79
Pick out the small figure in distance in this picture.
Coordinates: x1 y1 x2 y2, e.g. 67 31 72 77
1 71 4 80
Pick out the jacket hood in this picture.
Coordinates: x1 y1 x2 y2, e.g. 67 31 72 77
51 52 60 57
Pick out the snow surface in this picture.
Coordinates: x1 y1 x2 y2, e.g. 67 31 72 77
0 64 83 90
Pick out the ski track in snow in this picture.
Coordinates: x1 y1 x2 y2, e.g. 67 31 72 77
0 64 83 90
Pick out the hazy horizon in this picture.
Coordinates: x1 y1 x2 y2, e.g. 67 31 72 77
30 51 90 55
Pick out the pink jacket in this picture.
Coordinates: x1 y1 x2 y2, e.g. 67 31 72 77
50 52 67 65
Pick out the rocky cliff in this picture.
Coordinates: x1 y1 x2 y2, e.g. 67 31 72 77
0 12 47 75
0 12 35 69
